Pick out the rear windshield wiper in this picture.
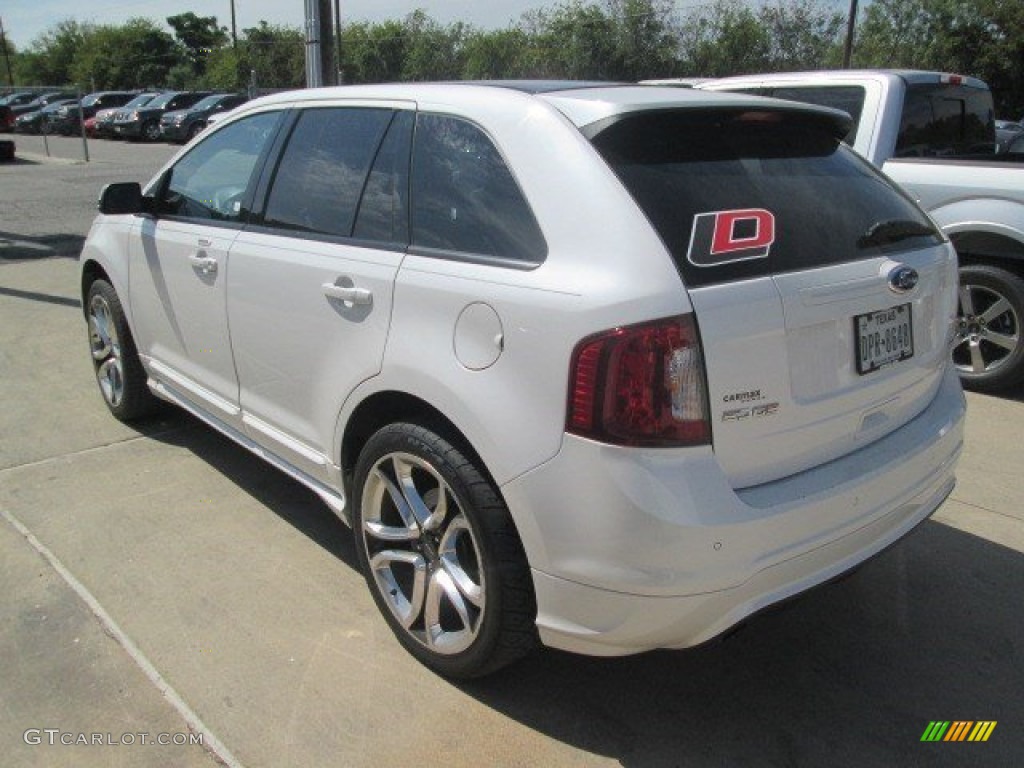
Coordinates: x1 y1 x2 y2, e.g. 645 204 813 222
857 219 937 249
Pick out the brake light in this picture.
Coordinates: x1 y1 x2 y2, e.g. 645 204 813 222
940 74 964 85
567 314 711 447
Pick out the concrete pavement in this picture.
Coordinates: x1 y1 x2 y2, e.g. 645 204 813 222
1 138 1022 767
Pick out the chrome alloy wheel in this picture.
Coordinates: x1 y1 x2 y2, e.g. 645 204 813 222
360 452 485 655
88 294 125 407
953 282 1020 376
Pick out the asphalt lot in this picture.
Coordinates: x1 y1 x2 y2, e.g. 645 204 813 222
1 134 1023 767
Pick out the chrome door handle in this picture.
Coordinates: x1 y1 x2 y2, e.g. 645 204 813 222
322 282 373 306
189 254 218 275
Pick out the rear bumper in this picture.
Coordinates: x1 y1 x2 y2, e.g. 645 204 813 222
502 364 965 656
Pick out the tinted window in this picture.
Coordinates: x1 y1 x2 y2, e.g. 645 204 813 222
411 113 546 264
896 83 995 157
148 93 179 109
770 86 865 144
263 107 393 237
589 108 942 289
353 110 413 244
124 93 158 109
162 111 281 222
167 94 201 110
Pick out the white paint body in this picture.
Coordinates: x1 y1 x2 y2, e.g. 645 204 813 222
80 83 965 656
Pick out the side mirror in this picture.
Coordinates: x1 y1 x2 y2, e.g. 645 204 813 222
98 182 144 215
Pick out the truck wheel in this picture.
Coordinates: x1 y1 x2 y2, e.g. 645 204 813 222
352 423 537 678
953 264 1024 392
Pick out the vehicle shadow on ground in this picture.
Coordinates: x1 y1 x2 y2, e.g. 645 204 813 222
460 524 1024 767
0 229 84 262
142 409 356 567
138 410 1024 766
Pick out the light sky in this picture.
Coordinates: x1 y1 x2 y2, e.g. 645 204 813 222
2 1 557 49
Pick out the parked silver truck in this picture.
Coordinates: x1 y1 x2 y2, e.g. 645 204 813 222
699 70 1024 391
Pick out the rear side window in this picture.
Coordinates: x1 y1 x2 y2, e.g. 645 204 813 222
896 83 995 157
264 107 393 237
770 86 865 144
411 113 546 265
588 109 942 289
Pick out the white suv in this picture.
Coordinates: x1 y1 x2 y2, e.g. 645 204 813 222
80 83 965 678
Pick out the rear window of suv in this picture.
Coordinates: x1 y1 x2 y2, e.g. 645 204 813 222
896 83 996 157
588 108 942 289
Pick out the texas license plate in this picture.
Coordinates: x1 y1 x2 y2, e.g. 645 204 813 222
855 303 914 375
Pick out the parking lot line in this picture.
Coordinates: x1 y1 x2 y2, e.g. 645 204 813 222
0 505 244 768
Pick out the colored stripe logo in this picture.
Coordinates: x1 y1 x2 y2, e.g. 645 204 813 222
921 721 997 742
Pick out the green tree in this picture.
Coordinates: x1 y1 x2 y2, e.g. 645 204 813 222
17 19 91 85
167 13 228 78
70 19 179 90
678 0 771 76
400 11 467 81
242 22 304 90
462 28 534 79
759 0 845 71
526 2 619 79
341 20 408 83
202 46 247 90
605 0 680 80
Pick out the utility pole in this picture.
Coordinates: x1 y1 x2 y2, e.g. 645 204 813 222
334 0 342 83
304 0 336 87
0 17 14 87
229 0 237 49
319 0 335 85
842 0 859 69
304 0 322 87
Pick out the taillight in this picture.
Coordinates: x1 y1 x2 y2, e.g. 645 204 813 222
567 314 711 447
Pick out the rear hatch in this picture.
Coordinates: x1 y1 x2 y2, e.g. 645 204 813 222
588 106 957 488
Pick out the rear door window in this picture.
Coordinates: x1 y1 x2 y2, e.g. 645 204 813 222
353 110 413 245
588 108 941 289
263 107 394 238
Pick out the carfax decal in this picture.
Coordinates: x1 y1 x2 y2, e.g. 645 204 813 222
687 208 776 267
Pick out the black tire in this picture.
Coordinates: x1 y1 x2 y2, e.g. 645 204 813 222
352 423 537 679
185 122 203 142
954 263 1024 392
141 120 161 142
85 279 160 421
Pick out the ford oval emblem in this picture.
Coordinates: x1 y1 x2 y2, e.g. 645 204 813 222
888 265 919 294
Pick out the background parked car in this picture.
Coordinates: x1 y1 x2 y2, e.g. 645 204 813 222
10 91 76 120
0 92 41 132
95 92 162 139
52 91 137 136
996 119 1024 152
14 99 77 134
159 93 248 143
1005 132 1024 154
112 91 210 141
